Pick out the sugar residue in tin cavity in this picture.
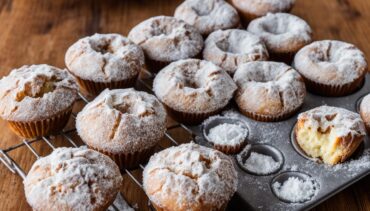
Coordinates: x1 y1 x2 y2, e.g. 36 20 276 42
238 151 280 175
207 123 247 146
272 176 319 203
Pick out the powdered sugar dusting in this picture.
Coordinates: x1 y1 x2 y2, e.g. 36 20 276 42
143 143 237 210
76 88 167 154
360 94 370 130
128 16 203 62
203 29 269 74
293 40 368 85
65 33 145 82
238 151 280 175
0 64 79 122
174 0 240 36
298 105 366 137
153 59 236 113
272 176 319 203
233 61 306 116
24 147 122 211
247 13 312 53
231 0 295 17
207 123 248 146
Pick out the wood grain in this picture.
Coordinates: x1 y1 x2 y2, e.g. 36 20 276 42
0 0 370 210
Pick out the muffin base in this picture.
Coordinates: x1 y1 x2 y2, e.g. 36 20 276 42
74 74 138 96
145 53 202 73
214 142 246 154
238 106 301 122
7 107 73 138
88 145 156 170
302 74 365 97
164 104 225 125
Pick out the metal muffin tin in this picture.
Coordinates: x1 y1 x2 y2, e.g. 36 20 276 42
189 74 370 210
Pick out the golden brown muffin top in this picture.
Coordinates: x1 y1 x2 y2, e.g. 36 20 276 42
143 143 238 211
0 64 79 122
24 147 122 211
128 16 203 62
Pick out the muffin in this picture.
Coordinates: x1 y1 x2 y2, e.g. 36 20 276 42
128 16 203 72
65 33 144 95
359 94 370 133
24 147 122 211
229 0 295 23
153 59 237 124
295 106 366 165
143 143 238 211
203 29 269 75
0 64 79 138
247 13 312 63
233 61 306 122
174 0 240 36
76 88 167 169
293 40 368 96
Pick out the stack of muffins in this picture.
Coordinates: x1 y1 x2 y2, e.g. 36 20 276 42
0 0 369 210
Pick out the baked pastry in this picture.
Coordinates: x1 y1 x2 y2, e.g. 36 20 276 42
24 147 122 211
128 16 203 72
65 33 144 95
143 143 238 211
233 61 306 121
247 13 312 63
295 106 366 165
293 40 368 96
174 0 240 36
203 29 269 75
76 88 166 169
0 64 78 138
229 0 295 23
153 59 237 124
360 94 370 133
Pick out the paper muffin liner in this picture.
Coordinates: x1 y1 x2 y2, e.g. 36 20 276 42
151 200 228 211
302 74 365 97
238 106 300 122
88 145 156 170
74 75 138 96
7 106 73 138
164 104 225 125
213 142 246 155
236 6 294 26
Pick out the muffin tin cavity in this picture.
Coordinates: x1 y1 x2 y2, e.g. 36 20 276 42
236 144 284 176
203 116 249 146
271 171 319 203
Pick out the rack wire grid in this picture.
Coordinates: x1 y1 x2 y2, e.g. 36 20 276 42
0 69 195 210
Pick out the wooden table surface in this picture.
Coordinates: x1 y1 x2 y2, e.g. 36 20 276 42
0 0 370 210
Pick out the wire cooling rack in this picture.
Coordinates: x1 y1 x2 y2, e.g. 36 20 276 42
0 70 195 210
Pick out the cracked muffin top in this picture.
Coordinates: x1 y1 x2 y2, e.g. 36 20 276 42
0 64 79 122
153 59 237 114
24 147 122 211
65 33 145 83
128 16 203 62
174 0 240 36
143 143 238 211
247 13 312 53
293 40 367 85
76 88 167 154
203 29 269 75
233 61 306 116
